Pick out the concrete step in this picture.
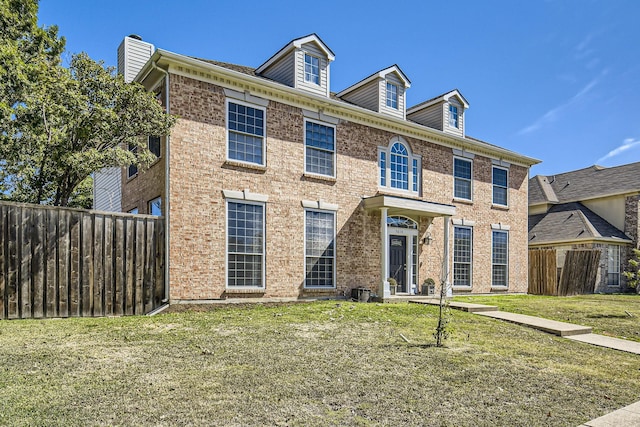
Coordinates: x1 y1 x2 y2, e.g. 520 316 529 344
567 333 640 355
476 310 592 336
409 300 499 313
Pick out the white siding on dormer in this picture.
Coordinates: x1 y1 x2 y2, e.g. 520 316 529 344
444 98 464 137
93 167 122 212
295 43 329 97
378 74 405 119
407 103 444 130
260 51 296 87
339 79 380 112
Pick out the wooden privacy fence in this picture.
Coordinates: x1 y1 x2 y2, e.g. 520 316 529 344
528 249 557 295
0 201 165 319
557 249 600 296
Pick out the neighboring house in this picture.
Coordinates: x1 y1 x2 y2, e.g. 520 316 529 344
529 163 640 292
105 33 539 302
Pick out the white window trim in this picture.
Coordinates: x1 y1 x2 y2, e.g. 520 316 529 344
492 166 509 207
303 208 337 289
453 225 473 288
225 199 266 290
453 156 473 202
304 53 321 86
225 98 267 167
607 245 621 287
303 118 337 178
449 104 459 128
491 230 509 288
378 136 421 196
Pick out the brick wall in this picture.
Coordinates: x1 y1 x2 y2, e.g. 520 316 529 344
149 74 531 300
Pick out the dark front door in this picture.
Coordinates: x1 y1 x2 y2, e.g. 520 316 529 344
389 235 407 293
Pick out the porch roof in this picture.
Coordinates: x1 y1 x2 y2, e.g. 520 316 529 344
363 195 456 218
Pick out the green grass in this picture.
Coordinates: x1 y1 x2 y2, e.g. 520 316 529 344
454 294 640 342
0 300 638 426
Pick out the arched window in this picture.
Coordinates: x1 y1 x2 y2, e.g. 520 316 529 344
378 137 421 194
387 216 418 229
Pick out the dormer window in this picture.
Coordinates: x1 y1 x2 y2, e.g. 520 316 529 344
386 83 398 109
304 53 320 85
449 104 459 128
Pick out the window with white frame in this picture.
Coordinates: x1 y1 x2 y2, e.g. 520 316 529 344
148 197 161 216
454 226 473 287
227 100 265 166
492 167 508 206
386 82 398 109
492 230 508 287
304 53 320 85
305 210 335 288
454 158 472 200
227 201 265 288
449 104 458 128
305 120 335 177
607 245 620 286
378 138 420 194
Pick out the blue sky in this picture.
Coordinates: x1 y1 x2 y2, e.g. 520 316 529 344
39 0 640 177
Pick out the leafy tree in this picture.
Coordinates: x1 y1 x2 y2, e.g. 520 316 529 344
0 0 175 207
622 248 640 294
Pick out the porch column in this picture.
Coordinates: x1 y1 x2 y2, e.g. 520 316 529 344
442 215 452 296
380 207 390 298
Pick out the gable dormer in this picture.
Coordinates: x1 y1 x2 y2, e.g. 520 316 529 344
407 89 469 137
256 33 334 97
337 65 411 120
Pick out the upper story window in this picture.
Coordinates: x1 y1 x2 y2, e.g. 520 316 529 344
386 82 398 109
492 166 508 206
304 120 335 177
378 137 421 194
304 53 320 85
148 196 161 216
127 143 138 178
227 100 266 166
454 157 472 200
449 104 459 128
148 136 161 158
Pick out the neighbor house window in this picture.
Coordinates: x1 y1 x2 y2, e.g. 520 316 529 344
492 230 508 287
305 120 335 177
607 245 620 286
127 143 138 178
227 100 265 166
449 104 458 128
128 208 138 215
305 210 335 288
454 226 473 287
386 82 398 109
304 53 320 85
227 201 265 288
378 138 420 194
454 158 472 200
492 167 508 206
148 197 161 216
148 136 161 158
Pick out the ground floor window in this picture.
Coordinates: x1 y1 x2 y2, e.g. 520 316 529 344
227 201 265 288
607 245 620 286
454 226 472 287
305 210 335 288
492 230 508 287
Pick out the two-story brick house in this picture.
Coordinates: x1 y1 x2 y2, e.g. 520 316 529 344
114 34 539 302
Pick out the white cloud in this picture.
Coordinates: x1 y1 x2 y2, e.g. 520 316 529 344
597 138 640 163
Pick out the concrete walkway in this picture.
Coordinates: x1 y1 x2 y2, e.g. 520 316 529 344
410 299 640 427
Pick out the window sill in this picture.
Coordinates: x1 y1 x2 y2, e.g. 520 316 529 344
490 286 509 291
491 204 509 211
303 173 337 183
453 197 473 205
452 285 472 291
303 287 337 293
224 288 266 294
223 160 267 172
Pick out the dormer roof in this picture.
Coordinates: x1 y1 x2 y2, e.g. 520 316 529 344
336 64 410 98
407 89 469 114
256 33 335 74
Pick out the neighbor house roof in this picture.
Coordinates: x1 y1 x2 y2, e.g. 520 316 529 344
529 162 640 205
528 202 631 245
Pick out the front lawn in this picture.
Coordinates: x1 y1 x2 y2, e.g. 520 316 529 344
454 294 640 342
0 301 638 426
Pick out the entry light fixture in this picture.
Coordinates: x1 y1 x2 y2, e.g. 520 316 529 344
422 233 433 245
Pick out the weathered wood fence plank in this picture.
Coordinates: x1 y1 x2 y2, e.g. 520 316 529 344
0 201 165 319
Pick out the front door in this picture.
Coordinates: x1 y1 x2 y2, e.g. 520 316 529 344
389 235 407 293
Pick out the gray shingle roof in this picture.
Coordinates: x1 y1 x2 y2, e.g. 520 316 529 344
529 162 640 205
528 202 631 245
